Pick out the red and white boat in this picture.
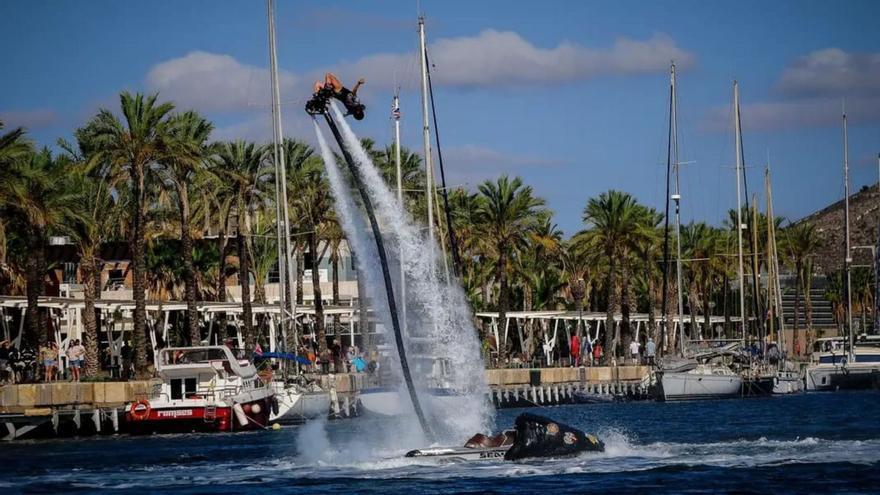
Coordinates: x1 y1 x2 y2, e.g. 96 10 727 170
125 346 276 434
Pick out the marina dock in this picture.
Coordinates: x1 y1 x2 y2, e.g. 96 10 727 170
1 365 650 439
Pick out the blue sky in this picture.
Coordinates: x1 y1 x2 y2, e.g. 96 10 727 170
2 0 879 234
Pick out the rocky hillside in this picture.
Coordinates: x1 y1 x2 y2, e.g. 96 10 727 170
794 182 880 275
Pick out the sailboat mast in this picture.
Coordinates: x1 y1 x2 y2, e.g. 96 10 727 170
267 0 295 350
660 64 674 353
671 64 686 354
843 111 854 358
734 82 747 346
393 94 407 335
418 17 436 253
764 170 774 343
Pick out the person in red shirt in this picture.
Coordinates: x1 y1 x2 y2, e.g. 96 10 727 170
570 334 580 367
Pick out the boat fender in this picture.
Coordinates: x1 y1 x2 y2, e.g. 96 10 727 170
271 397 280 416
252 403 262 414
233 403 249 426
129 399 151 421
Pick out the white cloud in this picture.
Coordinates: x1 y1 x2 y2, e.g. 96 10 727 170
145 51 299 113
443 144 564 186
144 31 691 117
0 109 60 129
333 30 694 90
703 96 880 132
703 48 880 131
778 48 880 97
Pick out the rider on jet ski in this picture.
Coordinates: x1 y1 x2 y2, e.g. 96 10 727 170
313 72 366 120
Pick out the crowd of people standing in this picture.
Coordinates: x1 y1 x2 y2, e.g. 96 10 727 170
0 338 89 384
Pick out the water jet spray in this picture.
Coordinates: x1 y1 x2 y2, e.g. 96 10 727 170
307 93 432 440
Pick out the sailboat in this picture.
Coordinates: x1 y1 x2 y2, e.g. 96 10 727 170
743 166 803 395
263 0 330 422
805 110 880 391
652 67 743 401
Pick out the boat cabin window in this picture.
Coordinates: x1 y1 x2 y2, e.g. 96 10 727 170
170 377 198 400
162 348 229 366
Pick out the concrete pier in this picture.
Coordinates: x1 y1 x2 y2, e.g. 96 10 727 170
486 366 651 407
0 380 156 440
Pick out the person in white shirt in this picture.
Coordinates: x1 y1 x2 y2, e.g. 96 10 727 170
67 339 86 381
629 340 641 365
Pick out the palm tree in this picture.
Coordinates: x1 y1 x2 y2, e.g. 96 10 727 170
159 111 213 345
59 134 121 377
280 139 315 309
213 141 271 351
631 208 663 346
0 121 31 289
580 190 647 364
82 92 175 375
290 157 331 354
0 148 79 350
783 222 821 355
247 211 278 305
202 155 237 341
476 176 546 360
372 143 425 216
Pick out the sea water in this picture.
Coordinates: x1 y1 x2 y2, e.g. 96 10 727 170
4 392 879 493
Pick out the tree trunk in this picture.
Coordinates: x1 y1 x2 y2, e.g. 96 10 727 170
180 193 200 347
648 272 660 346
703 286 712 339
131 167 149 376
573 279 586 341
23 226 45 351
603 253 617 365
216 228 228 343
237 231 254 351
296 243 305 305
331 246 340 331
497 248 509 361
310 233 327 354
81 255 100 377
620 259 632 362
523 283 533 361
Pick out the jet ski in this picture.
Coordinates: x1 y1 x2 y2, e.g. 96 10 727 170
405 413 603 462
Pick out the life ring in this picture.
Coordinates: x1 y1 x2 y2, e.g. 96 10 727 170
130 399 151 421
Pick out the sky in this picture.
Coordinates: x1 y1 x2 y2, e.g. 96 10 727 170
2 0 879 235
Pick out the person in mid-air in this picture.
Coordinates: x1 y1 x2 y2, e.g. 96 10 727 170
314 73 366 120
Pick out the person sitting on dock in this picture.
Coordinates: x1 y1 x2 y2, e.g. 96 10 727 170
313 72 366 120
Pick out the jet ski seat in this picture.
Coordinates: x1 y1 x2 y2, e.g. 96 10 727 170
464 430 515 448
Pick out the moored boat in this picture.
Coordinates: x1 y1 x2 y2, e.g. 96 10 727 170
655 362 743 401
805 344 880 391
125 346 275 434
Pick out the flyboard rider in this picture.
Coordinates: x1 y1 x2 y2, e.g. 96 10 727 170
313 72 366 120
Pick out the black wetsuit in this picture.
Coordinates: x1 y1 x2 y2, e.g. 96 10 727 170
335 87 364 118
